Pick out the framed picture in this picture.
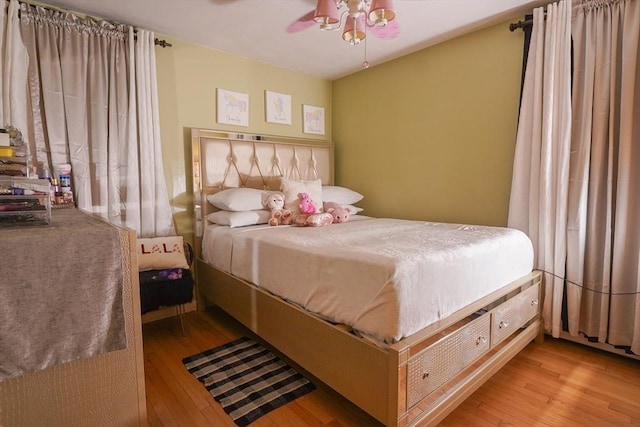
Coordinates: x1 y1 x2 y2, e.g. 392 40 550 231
302 104 325 135
217 89 249 127
265 91 292 125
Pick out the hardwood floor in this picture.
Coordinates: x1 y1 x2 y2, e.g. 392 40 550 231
143 307 640 427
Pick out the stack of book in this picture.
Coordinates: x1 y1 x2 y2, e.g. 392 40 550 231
0 128 29 178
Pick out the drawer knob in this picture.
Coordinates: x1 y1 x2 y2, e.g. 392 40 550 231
499 320 509 329
476 336 487 345
531 299 539 306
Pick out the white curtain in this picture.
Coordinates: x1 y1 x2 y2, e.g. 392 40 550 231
0 0 28 134
508 0 573 338
510 0 640 355
135 29 173 237
10 3 174 237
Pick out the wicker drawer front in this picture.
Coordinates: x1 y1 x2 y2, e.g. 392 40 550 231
407 314 490 408
491 283 540 346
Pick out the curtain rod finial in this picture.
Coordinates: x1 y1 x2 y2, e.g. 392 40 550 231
154 38 172 48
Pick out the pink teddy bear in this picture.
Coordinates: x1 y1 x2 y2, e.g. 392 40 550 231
295 192 321 227
298 192 316 214
323 201 352 224
327 206 351 223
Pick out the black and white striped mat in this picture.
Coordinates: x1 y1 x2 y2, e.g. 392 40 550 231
182 336 316 426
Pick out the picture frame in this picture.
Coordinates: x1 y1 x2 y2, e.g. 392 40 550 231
217 89 249 127
302 104 325 135
265 91 292 125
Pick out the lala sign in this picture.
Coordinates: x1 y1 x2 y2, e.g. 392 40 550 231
141 242 182 255
138 237 189 271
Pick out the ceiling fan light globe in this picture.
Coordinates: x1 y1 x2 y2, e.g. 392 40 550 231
313 0 340 25
342 30 364 44
374 18 388 27
319 17 338 30
368 0 396 23
320 23 332 31
342 15 365 44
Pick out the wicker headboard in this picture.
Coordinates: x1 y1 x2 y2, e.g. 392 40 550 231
191 129 334 246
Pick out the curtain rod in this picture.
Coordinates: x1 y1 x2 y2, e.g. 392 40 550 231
154 39 172 48
509 18 533 31
509 11 546 32
13 0 172 47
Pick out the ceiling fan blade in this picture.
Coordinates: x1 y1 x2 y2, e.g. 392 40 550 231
368 18 399 40
286 10 317 33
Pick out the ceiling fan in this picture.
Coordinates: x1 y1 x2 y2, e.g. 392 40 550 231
287 0 399 46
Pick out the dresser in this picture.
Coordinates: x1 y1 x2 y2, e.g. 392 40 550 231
0 208 147 427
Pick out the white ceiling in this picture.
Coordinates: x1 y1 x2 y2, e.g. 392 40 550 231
38 0 545 80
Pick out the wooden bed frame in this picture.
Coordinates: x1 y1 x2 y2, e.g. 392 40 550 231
191 129 543 426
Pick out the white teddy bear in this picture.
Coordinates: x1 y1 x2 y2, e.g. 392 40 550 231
263 193 293 226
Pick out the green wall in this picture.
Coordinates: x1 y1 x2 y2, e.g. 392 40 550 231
155 39 332 240
332 22 525 226
156 19 526 241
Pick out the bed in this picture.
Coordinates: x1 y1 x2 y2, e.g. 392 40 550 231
191 129 543 427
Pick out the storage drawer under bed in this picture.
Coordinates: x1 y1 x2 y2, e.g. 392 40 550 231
491 283 540 346
406 281 540 409
407 314 491 408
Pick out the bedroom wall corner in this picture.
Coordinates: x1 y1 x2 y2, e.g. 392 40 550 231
331 20 525 227
154 37 332 245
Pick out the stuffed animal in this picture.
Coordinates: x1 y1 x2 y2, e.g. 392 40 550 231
263 193 293 226
298 192 316 215
327 206 351 223
295 212 334 227
307 212 334 227
323 201 352 224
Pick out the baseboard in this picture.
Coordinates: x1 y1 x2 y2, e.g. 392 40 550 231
557 332 640 361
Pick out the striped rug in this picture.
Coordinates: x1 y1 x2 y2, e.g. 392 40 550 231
182 336 316 426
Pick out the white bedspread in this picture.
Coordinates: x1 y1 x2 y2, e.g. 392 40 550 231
202 218 533 344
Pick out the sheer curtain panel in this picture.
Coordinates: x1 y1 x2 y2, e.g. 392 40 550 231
0 0 28 134
508 0 573 339
135 29 173 237
16 3 174 237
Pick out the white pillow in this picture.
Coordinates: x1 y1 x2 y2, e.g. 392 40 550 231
322 186 364 205
323 201 363 215
138 236 189 272
206 188 271 212
206 210 271 228
281 178 323 216
345 205 364 215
